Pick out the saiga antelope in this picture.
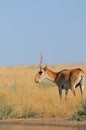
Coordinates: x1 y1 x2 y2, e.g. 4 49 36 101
35 56 85 100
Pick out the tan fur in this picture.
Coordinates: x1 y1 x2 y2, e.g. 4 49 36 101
35 67 85 100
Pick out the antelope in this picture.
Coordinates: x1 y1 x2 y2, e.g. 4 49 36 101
35 56 85 100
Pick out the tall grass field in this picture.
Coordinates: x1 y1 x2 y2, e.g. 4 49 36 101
0 64 86 119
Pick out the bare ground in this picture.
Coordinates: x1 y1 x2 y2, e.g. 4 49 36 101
0 117 86 127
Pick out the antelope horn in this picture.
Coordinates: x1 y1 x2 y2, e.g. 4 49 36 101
40 54 43 70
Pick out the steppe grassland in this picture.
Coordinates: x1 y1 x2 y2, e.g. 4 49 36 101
0 64 86 118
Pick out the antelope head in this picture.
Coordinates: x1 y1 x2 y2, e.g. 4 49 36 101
35 55 48 83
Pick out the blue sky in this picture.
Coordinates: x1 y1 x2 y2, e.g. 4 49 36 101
0 0 86 66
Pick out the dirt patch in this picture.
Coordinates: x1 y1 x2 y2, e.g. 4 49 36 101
0 117 86 127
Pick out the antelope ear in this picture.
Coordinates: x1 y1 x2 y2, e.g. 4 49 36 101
44 66 47 71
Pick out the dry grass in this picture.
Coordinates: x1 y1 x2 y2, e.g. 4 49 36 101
0 64 86 118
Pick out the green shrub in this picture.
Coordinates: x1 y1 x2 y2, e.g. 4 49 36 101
38 80 55 88
0 104 13 119
22 108 39 118
71 100 86 121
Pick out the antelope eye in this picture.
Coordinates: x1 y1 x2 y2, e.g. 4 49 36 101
39 71 43 75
